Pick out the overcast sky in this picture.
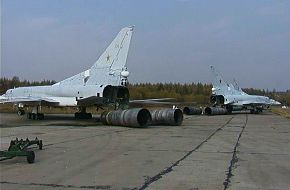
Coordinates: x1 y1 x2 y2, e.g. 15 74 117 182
1 0 290 91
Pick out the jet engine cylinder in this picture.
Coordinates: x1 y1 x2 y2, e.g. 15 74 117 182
183 107 202 115
100 108 151 128
150 108 183 126
204 107 228 115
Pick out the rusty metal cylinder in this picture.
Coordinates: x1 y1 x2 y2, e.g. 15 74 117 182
150 108 183 126
101 108 151 128
204 107 228 115
183 107 202 115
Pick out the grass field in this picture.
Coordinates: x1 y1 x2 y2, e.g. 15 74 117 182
271 107 290 120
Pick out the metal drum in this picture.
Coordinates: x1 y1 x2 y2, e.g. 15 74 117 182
150 108 183 126
183 107 202 115
204 107 228 115
101 108 151 128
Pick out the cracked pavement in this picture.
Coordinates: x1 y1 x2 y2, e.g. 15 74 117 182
1 112 290 190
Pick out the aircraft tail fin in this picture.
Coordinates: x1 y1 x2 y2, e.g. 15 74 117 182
210 66 236 95
233 78 240 91
210 66 227 90
56 26 134 86
86 26 134 85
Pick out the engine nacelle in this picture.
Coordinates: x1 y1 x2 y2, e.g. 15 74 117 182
103 85 130 107
210 95 225 105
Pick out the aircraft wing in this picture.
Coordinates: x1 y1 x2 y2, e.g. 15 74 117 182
129 98 177 105
240 101 270 107
0 97 59 106
77 96 103 106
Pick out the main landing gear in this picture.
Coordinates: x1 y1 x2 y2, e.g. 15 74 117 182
74 107 92 119
26 106 45 120
27 113 44 120
17 109 25 116
250 107 263 114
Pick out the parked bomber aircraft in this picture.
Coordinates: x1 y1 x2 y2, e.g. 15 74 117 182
209 66 280 114
1 26 135 119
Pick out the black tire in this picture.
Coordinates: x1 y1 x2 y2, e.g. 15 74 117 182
86 113 92 119
18 110 25 116
39 140 43 150
37 113 44 120
27 151 35 164
27 113 32 119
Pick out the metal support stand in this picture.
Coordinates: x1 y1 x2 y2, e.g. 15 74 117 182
0 137 43 163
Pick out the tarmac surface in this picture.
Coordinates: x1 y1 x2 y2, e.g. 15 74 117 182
0 112 290 190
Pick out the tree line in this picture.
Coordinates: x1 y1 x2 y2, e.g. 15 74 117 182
1 76 289 105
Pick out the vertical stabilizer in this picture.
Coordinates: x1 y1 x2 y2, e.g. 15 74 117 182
233 78 247 95
210 66 236 95
55 26 134 86
86 26 134 85
210 66 228 93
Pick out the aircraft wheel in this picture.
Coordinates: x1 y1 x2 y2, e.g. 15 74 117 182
37 113 44 120
86 113 92 119
75 112 92 119
26 151 35 164
39 140 43 150
18 110 25 116
27 113 32 119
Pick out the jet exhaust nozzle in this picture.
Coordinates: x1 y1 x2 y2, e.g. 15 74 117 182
150 108 183 126
204 107 228 115
101 108 151 128
183 107 202 115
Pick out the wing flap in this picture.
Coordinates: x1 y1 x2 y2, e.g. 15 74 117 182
77 96 103 106
1 97 59 106
129 98 177 105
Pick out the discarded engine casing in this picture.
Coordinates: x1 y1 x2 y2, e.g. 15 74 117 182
183 107 202 115
150 108 183 126
204 107 228 115
101 108 151 128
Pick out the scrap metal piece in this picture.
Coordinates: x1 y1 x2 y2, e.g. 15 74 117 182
101 108 151 128
183 107 202 115
204 107 228 115
150 108 183 126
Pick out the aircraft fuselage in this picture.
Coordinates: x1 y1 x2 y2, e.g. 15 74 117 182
3 84 130 107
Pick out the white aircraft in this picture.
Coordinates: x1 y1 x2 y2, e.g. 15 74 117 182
1 26 135 119
210 66 281 114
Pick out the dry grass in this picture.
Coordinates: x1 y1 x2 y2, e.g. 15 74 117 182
271 107 290 120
